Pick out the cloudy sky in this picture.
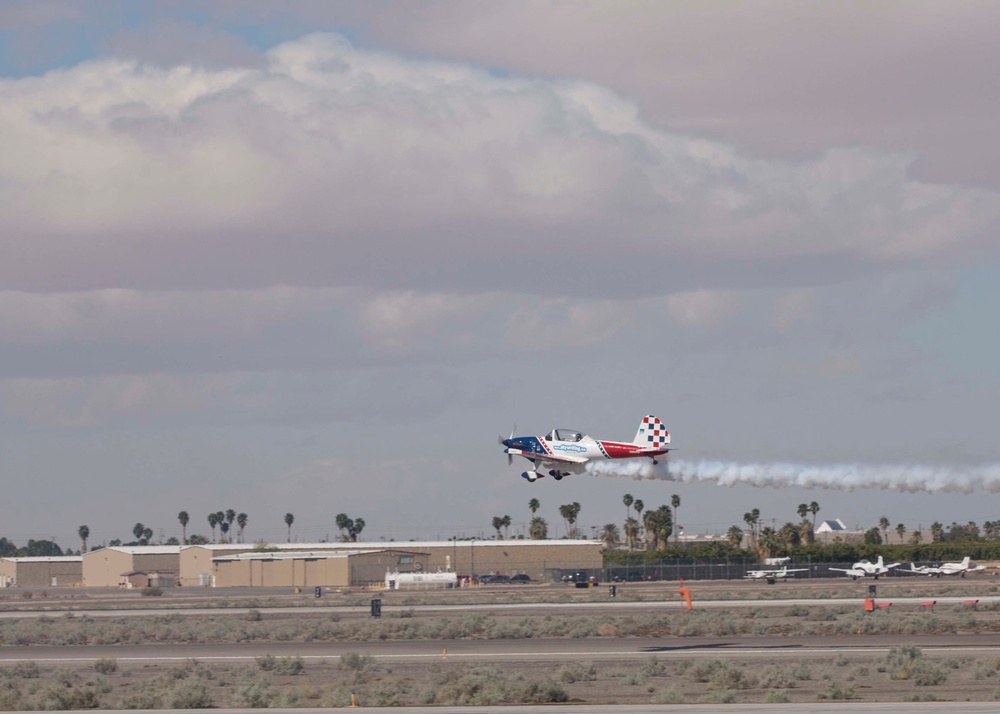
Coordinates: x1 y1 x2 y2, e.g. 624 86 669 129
2 1 999 549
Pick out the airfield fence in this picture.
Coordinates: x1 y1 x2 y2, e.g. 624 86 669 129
540 559 903 583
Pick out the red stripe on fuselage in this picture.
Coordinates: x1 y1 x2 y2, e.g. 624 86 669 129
598 440 669 458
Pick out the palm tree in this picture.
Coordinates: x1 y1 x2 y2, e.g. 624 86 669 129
623 493 634 522
215 511 225 540
623 517 640 550
910 530 923 545
743 511 757 549
284 512 295 542
797 503 809 521
896 523 906 544
758 527 781 558
237 513 248 543
600 523 620 547
492 516 504 539
528 516 548 540
352 518 365 542
528 498 540 517
559 503 582 538
133 522 146 543
799 520 815 545
567 502 581 538
878 516 890 545
778 522 800 548
500 515 512 539
726 525 744 548
809 501 820 528
225 509 236 542
671 494 681 545
207 513 219 542
930 521 944 543
220 521 230 543
178 511 189 545
142 527 152 544
78 525 89 553
633 499 644 542
335 513 353 540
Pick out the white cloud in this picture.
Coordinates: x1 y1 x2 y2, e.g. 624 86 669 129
2 33 996 299
664 290 736 327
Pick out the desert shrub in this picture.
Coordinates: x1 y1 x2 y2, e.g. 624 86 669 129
765 689 791 703
755 666 796 690
94 658 118 675
340 652 375 671
35 684 102 710
785 604 810 617
697 689 736 704
167 679 213 709
434 665 509 705
13 661 40 678
689 658 724 683
255 654 276 671
272 656 305 676
245 609 262 622
556 661 596 683
834 653 849 667
652 687 684 704
818 682 856 700
520 679 569 703
789 661 813 681
710 663 751 690
639 656 666 677
141 587 164 597
229 670 274 708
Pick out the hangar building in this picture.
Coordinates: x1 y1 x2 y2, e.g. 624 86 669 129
82 546 181 587
0 556 83 587
179 539 602 587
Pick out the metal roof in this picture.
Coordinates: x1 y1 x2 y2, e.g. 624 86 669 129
98 546 182 555
185 539 597 552
0 556 83 563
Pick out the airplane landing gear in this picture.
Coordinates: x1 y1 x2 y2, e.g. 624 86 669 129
521 472 538 483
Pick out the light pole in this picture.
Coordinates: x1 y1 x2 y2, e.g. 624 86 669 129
470 538 475 580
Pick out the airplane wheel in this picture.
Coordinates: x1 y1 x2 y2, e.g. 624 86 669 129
553 474 563 480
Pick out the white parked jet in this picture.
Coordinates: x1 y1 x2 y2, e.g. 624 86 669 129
904 557 986 578
829 555 899 580
744 565 808 584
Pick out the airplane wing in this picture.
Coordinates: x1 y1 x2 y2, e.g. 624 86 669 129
507 450 589 465
783 568 809 574
827 567 855 574
538 453 590 465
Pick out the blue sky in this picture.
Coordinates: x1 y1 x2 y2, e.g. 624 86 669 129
2 1 999 549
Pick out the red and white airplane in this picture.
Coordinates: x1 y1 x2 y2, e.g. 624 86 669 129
500 415 672 483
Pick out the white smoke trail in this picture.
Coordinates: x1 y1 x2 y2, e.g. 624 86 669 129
583 458 1000 494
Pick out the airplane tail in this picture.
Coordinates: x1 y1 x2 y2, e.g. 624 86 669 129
633 415 670 447
875 555 884 568
961 556 971 567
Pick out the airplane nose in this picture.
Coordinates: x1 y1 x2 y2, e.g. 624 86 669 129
502 438 512 448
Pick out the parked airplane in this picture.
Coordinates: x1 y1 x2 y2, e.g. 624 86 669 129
500 415 671 483
829 555 899 580
904 557 986 578
744 565 808 584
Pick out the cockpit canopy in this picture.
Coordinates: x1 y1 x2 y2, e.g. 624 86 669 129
547 429 583 442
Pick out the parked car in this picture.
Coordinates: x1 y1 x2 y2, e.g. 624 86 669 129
509 574 532 584
478 574 511 584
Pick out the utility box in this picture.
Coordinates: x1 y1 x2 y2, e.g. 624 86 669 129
609 585 616 597
371 598 382 618
314 586 322 598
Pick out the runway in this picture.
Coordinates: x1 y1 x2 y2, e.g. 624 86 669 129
1 593 998 620
3 633 1000 664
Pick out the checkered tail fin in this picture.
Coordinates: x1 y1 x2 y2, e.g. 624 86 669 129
633 415 670 447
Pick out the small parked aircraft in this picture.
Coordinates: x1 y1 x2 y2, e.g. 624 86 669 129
744 565 808 584
500 415 671 483
829 555 899 580
903 556 986 578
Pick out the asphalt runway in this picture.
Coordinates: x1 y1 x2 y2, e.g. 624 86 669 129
3 633 1000 665
2 591 1000 620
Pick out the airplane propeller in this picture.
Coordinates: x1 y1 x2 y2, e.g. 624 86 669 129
499 425 516 465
